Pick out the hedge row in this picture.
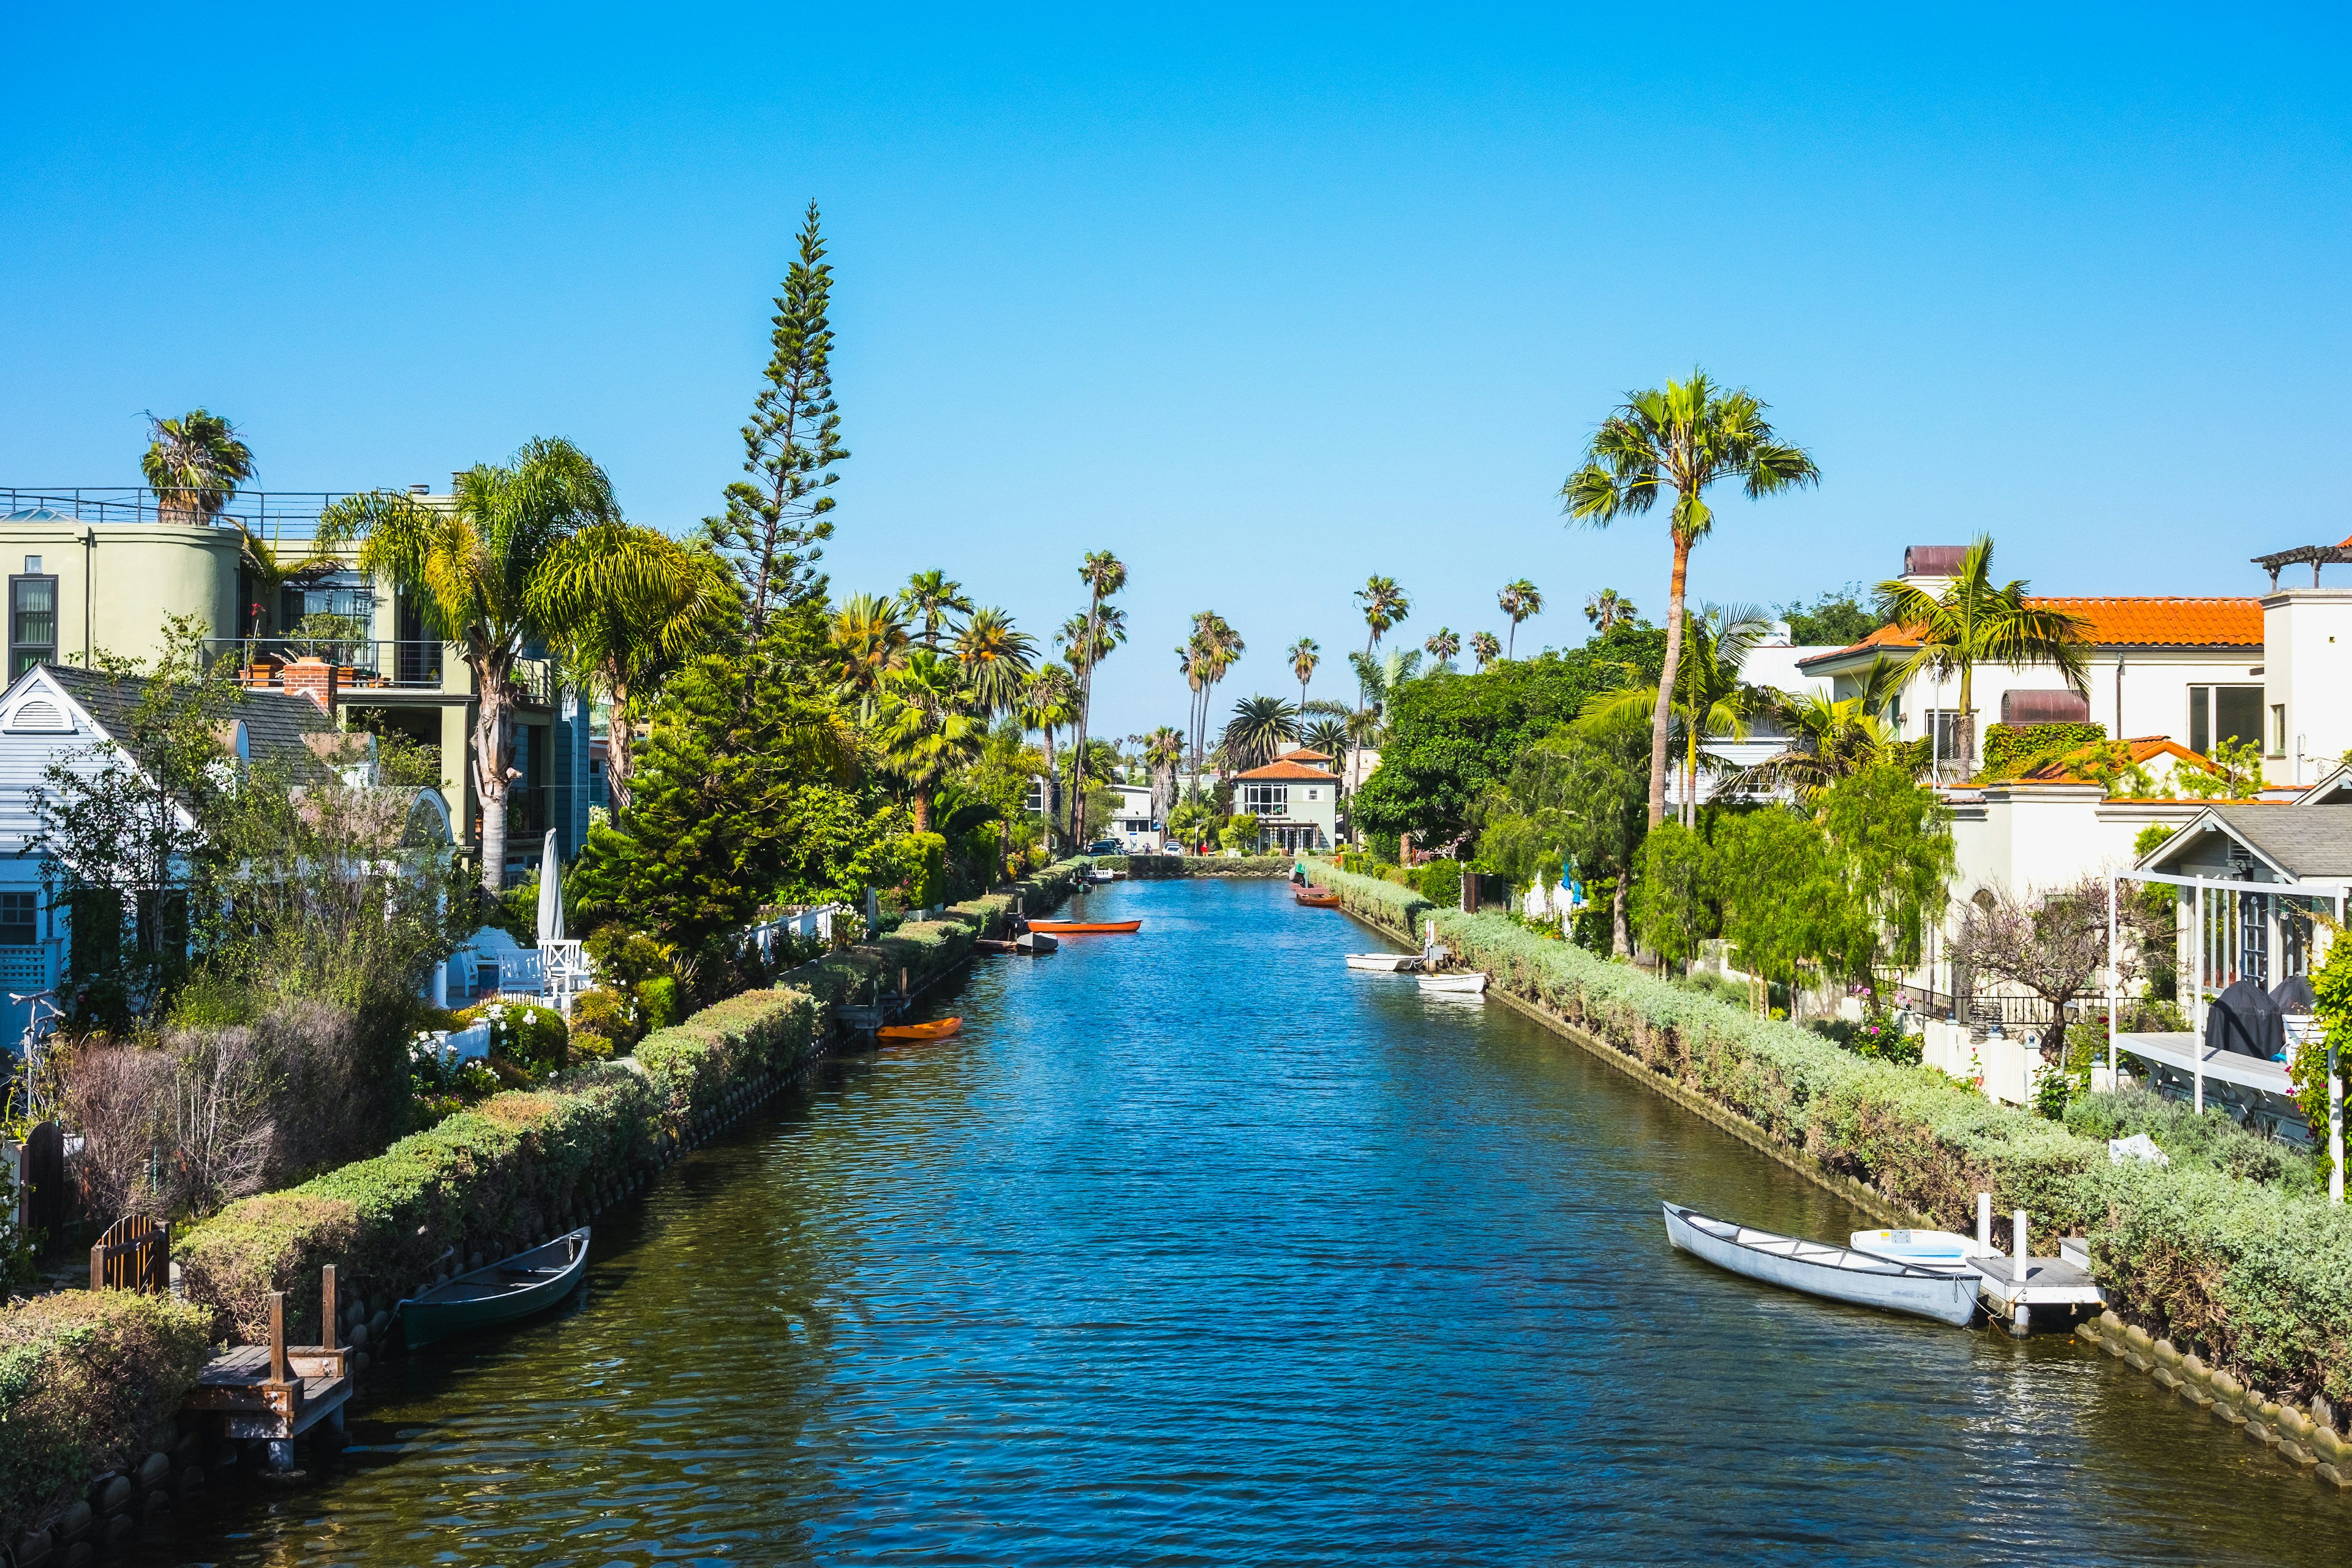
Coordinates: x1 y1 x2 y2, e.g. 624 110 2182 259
1313 858 2352 1408
0 1292 216 1537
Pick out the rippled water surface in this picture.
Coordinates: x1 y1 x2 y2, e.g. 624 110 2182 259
154 878 2351 1564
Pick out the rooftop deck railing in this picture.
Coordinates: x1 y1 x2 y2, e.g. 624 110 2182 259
0 486 426 545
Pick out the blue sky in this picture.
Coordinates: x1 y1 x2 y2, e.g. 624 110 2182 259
4 6 2346 736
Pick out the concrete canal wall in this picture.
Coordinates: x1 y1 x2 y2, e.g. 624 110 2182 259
1310 856 2352 1490
0 861 1093 1548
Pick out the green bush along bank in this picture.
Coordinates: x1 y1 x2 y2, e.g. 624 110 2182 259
1101 854 1292 878
1311 857 2352 1412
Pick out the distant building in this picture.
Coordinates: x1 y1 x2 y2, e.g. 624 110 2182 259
1235 749 1340 853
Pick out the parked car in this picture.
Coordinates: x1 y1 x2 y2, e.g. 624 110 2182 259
1087 839 1119 854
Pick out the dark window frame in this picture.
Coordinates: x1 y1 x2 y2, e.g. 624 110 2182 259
9 572 58 680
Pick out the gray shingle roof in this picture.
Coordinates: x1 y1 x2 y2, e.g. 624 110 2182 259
43 662 332 770
2201 804 2352 880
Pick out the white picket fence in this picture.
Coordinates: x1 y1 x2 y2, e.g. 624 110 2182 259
742 905 850 968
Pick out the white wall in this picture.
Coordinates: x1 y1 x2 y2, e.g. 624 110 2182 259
2264 589 2352 781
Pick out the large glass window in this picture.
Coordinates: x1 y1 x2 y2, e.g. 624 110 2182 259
9 573 56 679
1242 783 1288 815
2190 685 2264 757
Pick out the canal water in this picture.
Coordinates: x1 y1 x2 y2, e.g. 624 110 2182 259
156 877 2348 1565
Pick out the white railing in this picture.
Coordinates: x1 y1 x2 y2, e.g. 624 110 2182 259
742 904 849 968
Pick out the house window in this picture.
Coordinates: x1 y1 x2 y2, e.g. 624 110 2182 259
0 892 36 947
1926 710 1965 761
589 757 608 807
1242 783 1289 816
9 573 57 679
2190 685 2264 757
2272 704 2288 757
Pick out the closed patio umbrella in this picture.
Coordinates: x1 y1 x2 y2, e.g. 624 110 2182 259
535 829 565 945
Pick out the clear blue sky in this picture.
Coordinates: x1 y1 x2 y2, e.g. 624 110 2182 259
5 6 2345 736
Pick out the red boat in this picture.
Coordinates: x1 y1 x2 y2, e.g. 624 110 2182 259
1025 919 1142 934
1294 887 1341 908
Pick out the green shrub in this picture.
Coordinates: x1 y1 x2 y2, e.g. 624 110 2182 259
1981 722 2106 779
0 1291 217 1533
456 998 568 1073
1412 859 1463 910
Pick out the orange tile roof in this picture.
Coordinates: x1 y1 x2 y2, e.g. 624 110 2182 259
1235 760 1338 781
1278 747 1334 763
2019 736 2215 785
1800 596 2262 667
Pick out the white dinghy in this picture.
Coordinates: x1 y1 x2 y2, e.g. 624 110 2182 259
1345 952 1421 973
1662 1201 1980 1327
1416 971 1489 995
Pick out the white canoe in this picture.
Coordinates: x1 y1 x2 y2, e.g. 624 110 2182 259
1346 953 1420 973
1850 1227 1975 1264
1662 1201 1980 1327
1417 971 1489 994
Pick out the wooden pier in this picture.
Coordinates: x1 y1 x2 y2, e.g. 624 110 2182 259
183 1268 355 1469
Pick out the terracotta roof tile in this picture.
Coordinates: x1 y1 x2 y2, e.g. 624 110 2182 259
1799 596 2262 668
1234 760 1338 781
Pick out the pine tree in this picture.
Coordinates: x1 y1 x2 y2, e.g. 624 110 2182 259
707 200 848 701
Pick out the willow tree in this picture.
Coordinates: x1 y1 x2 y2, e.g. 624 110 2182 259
707 201 847 703
323 437 619 890
1874 535 2092 774
528 524 737 812
1564 370 1819 827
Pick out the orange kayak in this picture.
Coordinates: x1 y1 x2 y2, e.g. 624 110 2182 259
1025 919 1142 934
876 1017 963 1044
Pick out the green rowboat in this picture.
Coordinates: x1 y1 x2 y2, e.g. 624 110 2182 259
400 1228 590 1348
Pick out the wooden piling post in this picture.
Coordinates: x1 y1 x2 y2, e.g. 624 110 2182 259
321 1265 339 1352
2013 1210 2029 1285
268 1291 290 1388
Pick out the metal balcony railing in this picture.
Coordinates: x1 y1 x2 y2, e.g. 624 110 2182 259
202 637 447 691
0 487 377 544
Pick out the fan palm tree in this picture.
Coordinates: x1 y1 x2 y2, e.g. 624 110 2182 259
1223 695 1302 772
1469 630 1501 671
952 606 1037 718
1425 627 1461 671
1143 725 1185 825
1873 534 2092 774
320 436 619 891
1022 665 1080 846
1178 611 1243 793
1498 580 1542 657
1583 587 1638 633
1064 551 1128 845
831 593 912 709
1287 638 1319 710
1563 369 1821 827
1356 576 1409 664
899 569 973 648
873 649 986 832
1579 605 1773 827
142 408 256 524
528 523 738 813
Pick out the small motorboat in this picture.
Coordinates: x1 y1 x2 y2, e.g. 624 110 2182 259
400 1229 591 1348
1662 1202 1980 1327
1295 887 1341 908
877 1017 963 1044
1014 929 1058 954
1850 1227 1975 1265
1085 867 1123 883
1417 971 1489 995
1026 919 1142 934
1345 953 1421 973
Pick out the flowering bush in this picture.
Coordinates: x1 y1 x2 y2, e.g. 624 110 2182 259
458 1000 568 1074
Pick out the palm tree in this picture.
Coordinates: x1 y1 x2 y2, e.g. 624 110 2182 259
1287 638 1319 710
1874 535 2092 774
1563 369 1821 827
899 570 974 648
831 593 912 709
1223 695 1302 772
1300 715 1351 767
321 436 619 891
1065 551 1128 845
1022 665 1080 847
873 649 986 832
1351 577 1408 829
1498 579 1542 658
1178 611 1243 796
1469 630 1501 671
1143 725 1185 826
528 524 738 813
1741 657 1914 799
952 606 1037 718
1580 605 1773 827
1584 587 1639 633
1424 627 1461 671
142 409 256 524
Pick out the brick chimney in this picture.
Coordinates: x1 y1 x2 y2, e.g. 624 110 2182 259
282 657 337 714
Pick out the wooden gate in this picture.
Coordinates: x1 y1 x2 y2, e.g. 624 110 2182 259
18 1121 64 1254
90 1213 169 1293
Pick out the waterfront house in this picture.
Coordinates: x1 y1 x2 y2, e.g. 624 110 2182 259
1236 750 1340 853
0 485 594 881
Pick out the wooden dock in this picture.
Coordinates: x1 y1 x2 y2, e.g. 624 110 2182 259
1969 1251 2105 1333
183 1269 355 1469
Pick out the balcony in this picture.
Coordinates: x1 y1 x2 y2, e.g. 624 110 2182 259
2 486 369 545
203 637 448 692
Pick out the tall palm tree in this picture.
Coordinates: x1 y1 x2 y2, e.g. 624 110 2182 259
321 436 619 891
1065 551 1128 845
898 570 974 649
952 606 1037 718
1874 535 2093 774
528 523 738 813
1300 715 1352 767
1178 611 1243 796
1143 725 1185 826
1469 630 1501 671
831 593 912 710
1580 605 1773 827
1022 664 1080 846
1287 638 1319 710
1424 627 1461 671
873 649 986 832
1223 695 1302 772
1351 577 1408 826
1584 587 1639 633
1498 579 1542 658
1563 369 1821 827
142 408 256 524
